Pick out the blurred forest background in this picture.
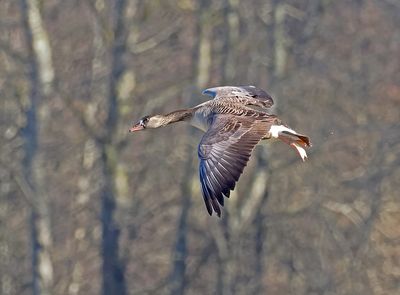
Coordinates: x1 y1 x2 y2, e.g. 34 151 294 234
1 0 400 294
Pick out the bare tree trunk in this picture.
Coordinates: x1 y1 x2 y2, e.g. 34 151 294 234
252 204 267 295
169 2 213 293
101 1 128 294
100 146 126 295
251 152 270 295
20 0 54 294
217 2 241 292
169 172 191 295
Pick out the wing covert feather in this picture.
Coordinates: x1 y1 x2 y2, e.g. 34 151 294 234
202 85 274 109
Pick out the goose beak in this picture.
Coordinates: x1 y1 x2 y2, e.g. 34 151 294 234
129 124 144 132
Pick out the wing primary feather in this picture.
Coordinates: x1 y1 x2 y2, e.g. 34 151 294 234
223 190 230 198
211 198 221 217
197 114 270 217
202 163 224 207
204 163 225 206
201 163 224 215
199 164 213 215
212 161 236 189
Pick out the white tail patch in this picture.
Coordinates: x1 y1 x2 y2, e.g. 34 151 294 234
269 125 308 161
269 125 297 138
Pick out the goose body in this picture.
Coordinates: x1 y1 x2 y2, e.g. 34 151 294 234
129 86 311 217
190 105 212 132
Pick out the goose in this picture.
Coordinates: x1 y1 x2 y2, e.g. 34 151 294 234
129 86 311 217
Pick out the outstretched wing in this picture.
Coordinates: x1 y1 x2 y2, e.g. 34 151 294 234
198 115 271 217
202 85 274 109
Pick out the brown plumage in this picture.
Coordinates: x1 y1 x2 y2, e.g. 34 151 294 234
129 86 311 217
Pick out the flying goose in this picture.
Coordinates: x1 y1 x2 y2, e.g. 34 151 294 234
129 86 311 217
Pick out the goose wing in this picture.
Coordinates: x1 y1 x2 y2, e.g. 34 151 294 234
198 114 271 216
202 85 274 109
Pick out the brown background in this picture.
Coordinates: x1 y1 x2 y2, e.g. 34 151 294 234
1 0 399 294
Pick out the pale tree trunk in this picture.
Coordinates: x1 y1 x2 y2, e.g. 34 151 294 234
195 0 212 90
221 0 239 83
273 3 303 79
250 152 270 295
273 3 287 78
20 0 54 294
213 153 270 295
252 206 267 295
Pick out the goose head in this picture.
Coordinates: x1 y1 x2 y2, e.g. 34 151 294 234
129 115 167 132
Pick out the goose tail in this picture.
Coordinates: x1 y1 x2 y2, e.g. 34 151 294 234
269 125 311 161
